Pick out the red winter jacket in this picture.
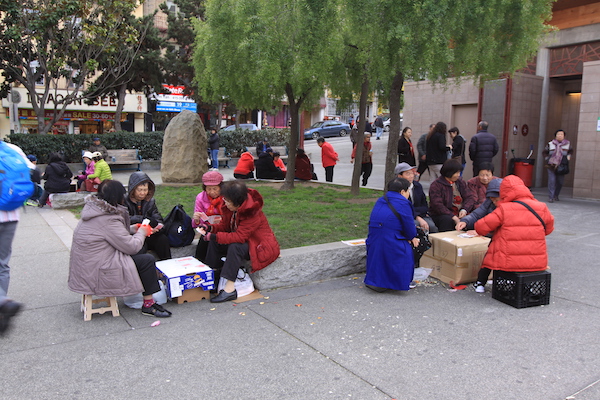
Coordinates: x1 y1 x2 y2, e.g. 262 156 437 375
320 142 338 168
211 188 280 272
234 152 255 175
475 175 554 272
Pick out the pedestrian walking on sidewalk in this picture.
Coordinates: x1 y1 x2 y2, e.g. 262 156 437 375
351 133 373 186
0 142 33 334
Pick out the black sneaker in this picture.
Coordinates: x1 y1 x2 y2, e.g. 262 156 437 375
0 300 22 336
141 303 172 318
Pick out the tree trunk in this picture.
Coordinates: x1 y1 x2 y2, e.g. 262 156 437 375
281 83 301 190
351 76 369 195
114 83 127 132
385 71 404 185
217 103 223 129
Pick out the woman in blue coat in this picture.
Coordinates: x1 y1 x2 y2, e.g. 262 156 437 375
365 178 419 292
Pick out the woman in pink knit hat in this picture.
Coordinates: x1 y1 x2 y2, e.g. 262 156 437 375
193 170 225 262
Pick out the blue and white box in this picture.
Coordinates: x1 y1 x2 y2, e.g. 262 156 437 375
155 256 215 299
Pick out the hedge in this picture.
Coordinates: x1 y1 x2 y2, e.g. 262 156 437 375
5 128 291 163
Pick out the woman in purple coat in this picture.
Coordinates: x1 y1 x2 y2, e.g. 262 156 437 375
364 178 419 292
428 159 475 232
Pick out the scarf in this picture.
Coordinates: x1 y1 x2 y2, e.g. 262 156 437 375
549 138 570 166
206 196 223 216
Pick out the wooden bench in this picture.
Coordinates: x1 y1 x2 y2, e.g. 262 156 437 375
246 146 288 162
217 147 232 168
106 149 142 171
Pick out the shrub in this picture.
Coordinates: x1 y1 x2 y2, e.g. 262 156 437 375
6 131 164 163
218 128 291 154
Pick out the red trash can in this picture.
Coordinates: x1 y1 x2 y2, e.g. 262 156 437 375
513 160 535 187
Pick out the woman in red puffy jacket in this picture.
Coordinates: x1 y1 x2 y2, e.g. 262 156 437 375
473 175 554 292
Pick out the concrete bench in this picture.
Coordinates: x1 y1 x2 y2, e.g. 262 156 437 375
106 149 142 171
168 240 367 291
217 147 232 168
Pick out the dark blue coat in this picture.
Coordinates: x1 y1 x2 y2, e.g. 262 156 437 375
411 181 428 218
365 192 417 291
469 130 499 165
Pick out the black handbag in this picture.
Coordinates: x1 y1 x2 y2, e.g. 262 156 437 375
555 156 569 175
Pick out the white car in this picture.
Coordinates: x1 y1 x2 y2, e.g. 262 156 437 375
383 116 403 132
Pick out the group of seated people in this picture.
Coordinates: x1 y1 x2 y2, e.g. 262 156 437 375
68 167 281 318
395 159 502 234
29 150 112 207
366 161 555 294
233 138 316 181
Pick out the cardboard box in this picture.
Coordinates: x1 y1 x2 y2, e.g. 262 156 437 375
174 287 211 304
155 257 215 301
421 231 491 284
429 231 490 269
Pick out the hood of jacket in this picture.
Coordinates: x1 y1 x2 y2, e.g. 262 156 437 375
485 178 502 197
258 152 273 161
237 188 264 218
127 171 155 202
50 160 72 175
239 152 254 162
499 175 533 203
81 194 130 223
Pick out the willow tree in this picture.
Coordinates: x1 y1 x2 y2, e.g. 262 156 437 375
194 0 341 189
363 0 555 185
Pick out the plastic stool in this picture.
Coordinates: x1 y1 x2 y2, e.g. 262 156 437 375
81 295 120 321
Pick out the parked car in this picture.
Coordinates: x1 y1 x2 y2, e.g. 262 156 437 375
383 115 403 132
222 123 259 131
304 121 350 140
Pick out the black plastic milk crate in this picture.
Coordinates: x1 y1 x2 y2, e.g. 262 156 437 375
492 270 551 309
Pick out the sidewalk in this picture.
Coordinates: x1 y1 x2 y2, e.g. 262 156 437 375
2 151 600 399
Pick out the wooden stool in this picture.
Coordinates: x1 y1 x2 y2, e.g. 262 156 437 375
81 295 120 321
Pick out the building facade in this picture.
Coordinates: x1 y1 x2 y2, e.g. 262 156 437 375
403 0 600 199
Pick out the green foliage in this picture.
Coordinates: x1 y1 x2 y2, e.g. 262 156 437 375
152 182 381 249
0 0 143 134
5 132 164 163
217 128 290 154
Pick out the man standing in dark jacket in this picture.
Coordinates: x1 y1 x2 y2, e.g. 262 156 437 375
469 121 499 176
208 128 220 170
125 171 171 260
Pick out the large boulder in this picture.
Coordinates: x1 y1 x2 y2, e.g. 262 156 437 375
161 110 207 183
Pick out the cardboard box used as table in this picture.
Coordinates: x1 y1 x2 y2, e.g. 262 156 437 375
422 231 491 284
155 256 215 302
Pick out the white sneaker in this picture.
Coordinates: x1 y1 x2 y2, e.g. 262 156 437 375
475 284 485 293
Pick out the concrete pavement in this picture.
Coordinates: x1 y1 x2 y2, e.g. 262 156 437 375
1 135 600 399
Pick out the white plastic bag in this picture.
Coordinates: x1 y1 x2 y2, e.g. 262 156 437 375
218 268 255 298
123 281 168 309
413 267 432 282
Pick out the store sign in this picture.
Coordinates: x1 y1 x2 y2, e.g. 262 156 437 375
2 87 147 113
18 109 119 121
154 84 196 112
156 101 197 112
